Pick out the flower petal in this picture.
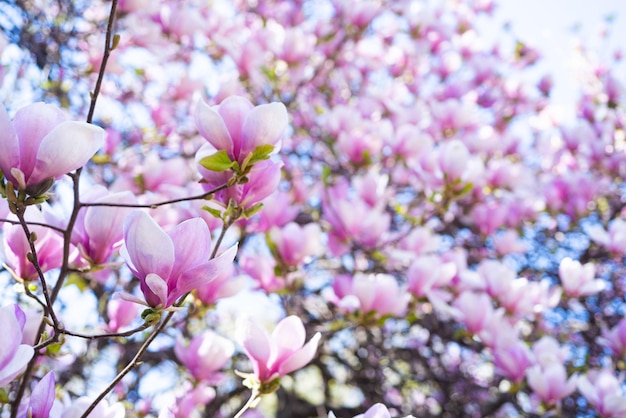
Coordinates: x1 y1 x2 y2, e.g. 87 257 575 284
195 100 234 157
238 317 272 381
216 96 254 159
85 191 136 264
12 103 66 183
270 316 306 366
174 245 238 303
144 273 169 308
30 371 56 418
30 121 105 185
122 211 174 281
277 332 320 376
0 104 20 183
0 344 34 388
241 102 288 157
169 218 212 273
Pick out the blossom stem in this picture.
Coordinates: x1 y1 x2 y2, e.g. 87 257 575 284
233 387 261 418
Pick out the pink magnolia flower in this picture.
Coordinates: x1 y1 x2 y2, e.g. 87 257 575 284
527 363 577 405
120 211 237 310
578 368 626 417
493 337 535 383
195 96 288 166
174 330 235 383
196 262 246 306
0 304 35 387
0 102 104 193
72 187 137 265
602 318 626 357
269 222 322 266
238 315 321 384
559 257 604 298
453 291 494 334
106 298 140 333
3 208 64 281
331 273 409 318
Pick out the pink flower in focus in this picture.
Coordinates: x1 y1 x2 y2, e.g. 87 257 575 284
0 102 104 193
238 315 321 384
195 96 288 166
120 211 237 310
174 330 234 383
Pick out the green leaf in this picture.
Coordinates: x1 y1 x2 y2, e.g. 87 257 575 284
241 144 275 172
202 205 223 219
199 150 236 172
243 202 264 218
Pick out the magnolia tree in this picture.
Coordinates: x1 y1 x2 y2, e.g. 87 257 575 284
0 0 625 417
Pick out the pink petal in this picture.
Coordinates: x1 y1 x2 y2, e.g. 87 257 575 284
0 305 22 370
216 96 254 160
84 191 136 264
145 273 169 308
30 371 56 418
278 332 320 376
0 345 34 387
239 317 272 380
195 100 234 157
270 316 306 366
169 218 212 273
240 102 288 157
175 245 238 301
123 211 174 281
12 103 66 183
30 121 104 185
0 104 20 183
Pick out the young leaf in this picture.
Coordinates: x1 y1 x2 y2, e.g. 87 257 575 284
199 150 236 172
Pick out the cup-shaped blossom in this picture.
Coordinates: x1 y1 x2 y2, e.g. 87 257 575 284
493 337 534 383
558 257 604 298
578 368 626 417
120 211 237 310
330 273 409 318
195 96 288 166
72 188 137 265
3 208 63 281
238 315 321 385
527 363 577 405
269 222 323 266
0 304 35 387
0 102 104 193
106 298 140 333
174 330 235 383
